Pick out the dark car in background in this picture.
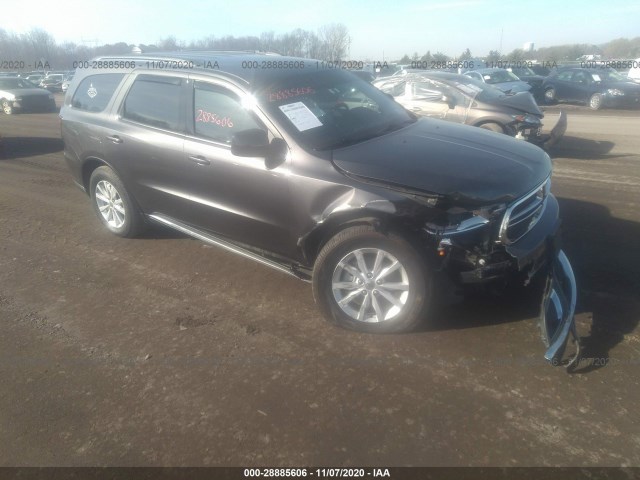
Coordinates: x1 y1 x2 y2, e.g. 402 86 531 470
350 70 375 83
372 71 566 147
543 67 640 109
463 68 531 94
0 77 57 114
59 52 579 367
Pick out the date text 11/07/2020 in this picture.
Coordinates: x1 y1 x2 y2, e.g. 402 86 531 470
243 468 391 478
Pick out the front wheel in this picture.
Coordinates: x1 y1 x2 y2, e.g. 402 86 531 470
312 225 431 333
89 166 145 238
589 93 603 110
2 99 14 115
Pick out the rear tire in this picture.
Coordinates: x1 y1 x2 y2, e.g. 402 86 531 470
89 166 145 238
544 88 556 104
312 225 431 333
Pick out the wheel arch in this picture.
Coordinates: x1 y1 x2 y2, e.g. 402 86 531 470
300 209 428 268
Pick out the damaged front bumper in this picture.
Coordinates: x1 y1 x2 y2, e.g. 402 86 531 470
540 249 581 369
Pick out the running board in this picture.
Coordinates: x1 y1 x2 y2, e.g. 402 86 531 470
148 214 311 282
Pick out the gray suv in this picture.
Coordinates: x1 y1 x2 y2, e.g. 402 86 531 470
61 52 580 367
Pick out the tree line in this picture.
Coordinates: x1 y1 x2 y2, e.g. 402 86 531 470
0 24 351 70
2 25 639 72
397 37 640 64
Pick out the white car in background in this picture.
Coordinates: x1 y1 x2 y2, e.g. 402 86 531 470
628 58 640 84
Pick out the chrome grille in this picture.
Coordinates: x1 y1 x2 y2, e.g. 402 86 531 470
499 177 550 244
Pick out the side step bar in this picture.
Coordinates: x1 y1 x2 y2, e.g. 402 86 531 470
148 214 311 282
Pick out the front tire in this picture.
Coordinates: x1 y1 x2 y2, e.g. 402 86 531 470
2 99 14 115
312 225 431 333
89 166 145 238
589 93 603 110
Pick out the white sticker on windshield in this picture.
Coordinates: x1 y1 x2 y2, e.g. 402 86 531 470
591 74 601 82
87 83 97 98
483 75 491 80
278 102 322 131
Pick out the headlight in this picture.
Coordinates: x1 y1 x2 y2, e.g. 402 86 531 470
511 114 541 125
607 88 625 96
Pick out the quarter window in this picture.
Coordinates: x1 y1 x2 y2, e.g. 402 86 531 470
193 81 263 144
122 75 182 131
71 74 125 113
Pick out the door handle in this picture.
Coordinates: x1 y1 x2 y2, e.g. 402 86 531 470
106 135 123 144
188 155 210 166
410 107 422 112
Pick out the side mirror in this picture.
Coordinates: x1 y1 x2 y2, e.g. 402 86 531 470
443 95 456 109
231 129 269 157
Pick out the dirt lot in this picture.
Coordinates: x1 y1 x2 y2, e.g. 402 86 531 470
1 96 639 467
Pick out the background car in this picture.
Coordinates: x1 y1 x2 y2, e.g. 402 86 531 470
40 74 65 92
0 76 57 114
463 68 532 94
628 58 640 84
24 73 45 86
61 74 74 93
372 71 565 147
543 67 640 109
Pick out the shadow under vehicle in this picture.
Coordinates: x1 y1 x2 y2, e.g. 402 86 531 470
60 52 579 368
373 71 566 149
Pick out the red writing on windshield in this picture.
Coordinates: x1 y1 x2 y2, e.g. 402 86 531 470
268 87 314 102
195 109 234 127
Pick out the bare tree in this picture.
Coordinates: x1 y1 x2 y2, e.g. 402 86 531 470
317 23 350 61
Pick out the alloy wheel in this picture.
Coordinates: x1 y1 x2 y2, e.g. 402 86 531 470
331 248 410 323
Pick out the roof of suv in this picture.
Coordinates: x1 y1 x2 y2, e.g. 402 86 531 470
88 51 313 85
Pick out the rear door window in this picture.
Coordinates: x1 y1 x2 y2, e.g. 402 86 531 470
122 74 183 131
71 73 125 113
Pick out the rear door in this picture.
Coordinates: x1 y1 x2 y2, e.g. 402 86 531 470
105 72 191 219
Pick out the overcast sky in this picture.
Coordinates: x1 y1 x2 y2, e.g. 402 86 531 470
4 0 639 59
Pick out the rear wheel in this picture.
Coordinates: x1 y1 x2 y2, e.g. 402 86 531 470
544 87 556 104
312 225 431 333
589 93 603 110
89 166 145 238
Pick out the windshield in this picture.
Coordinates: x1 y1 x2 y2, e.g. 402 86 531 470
480 70 520 84
256 69 415 150
0 78 35 89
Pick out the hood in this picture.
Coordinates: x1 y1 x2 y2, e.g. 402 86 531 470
482 91 543 116
494 81 531 93
599 81 640 93
332 118 551 206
